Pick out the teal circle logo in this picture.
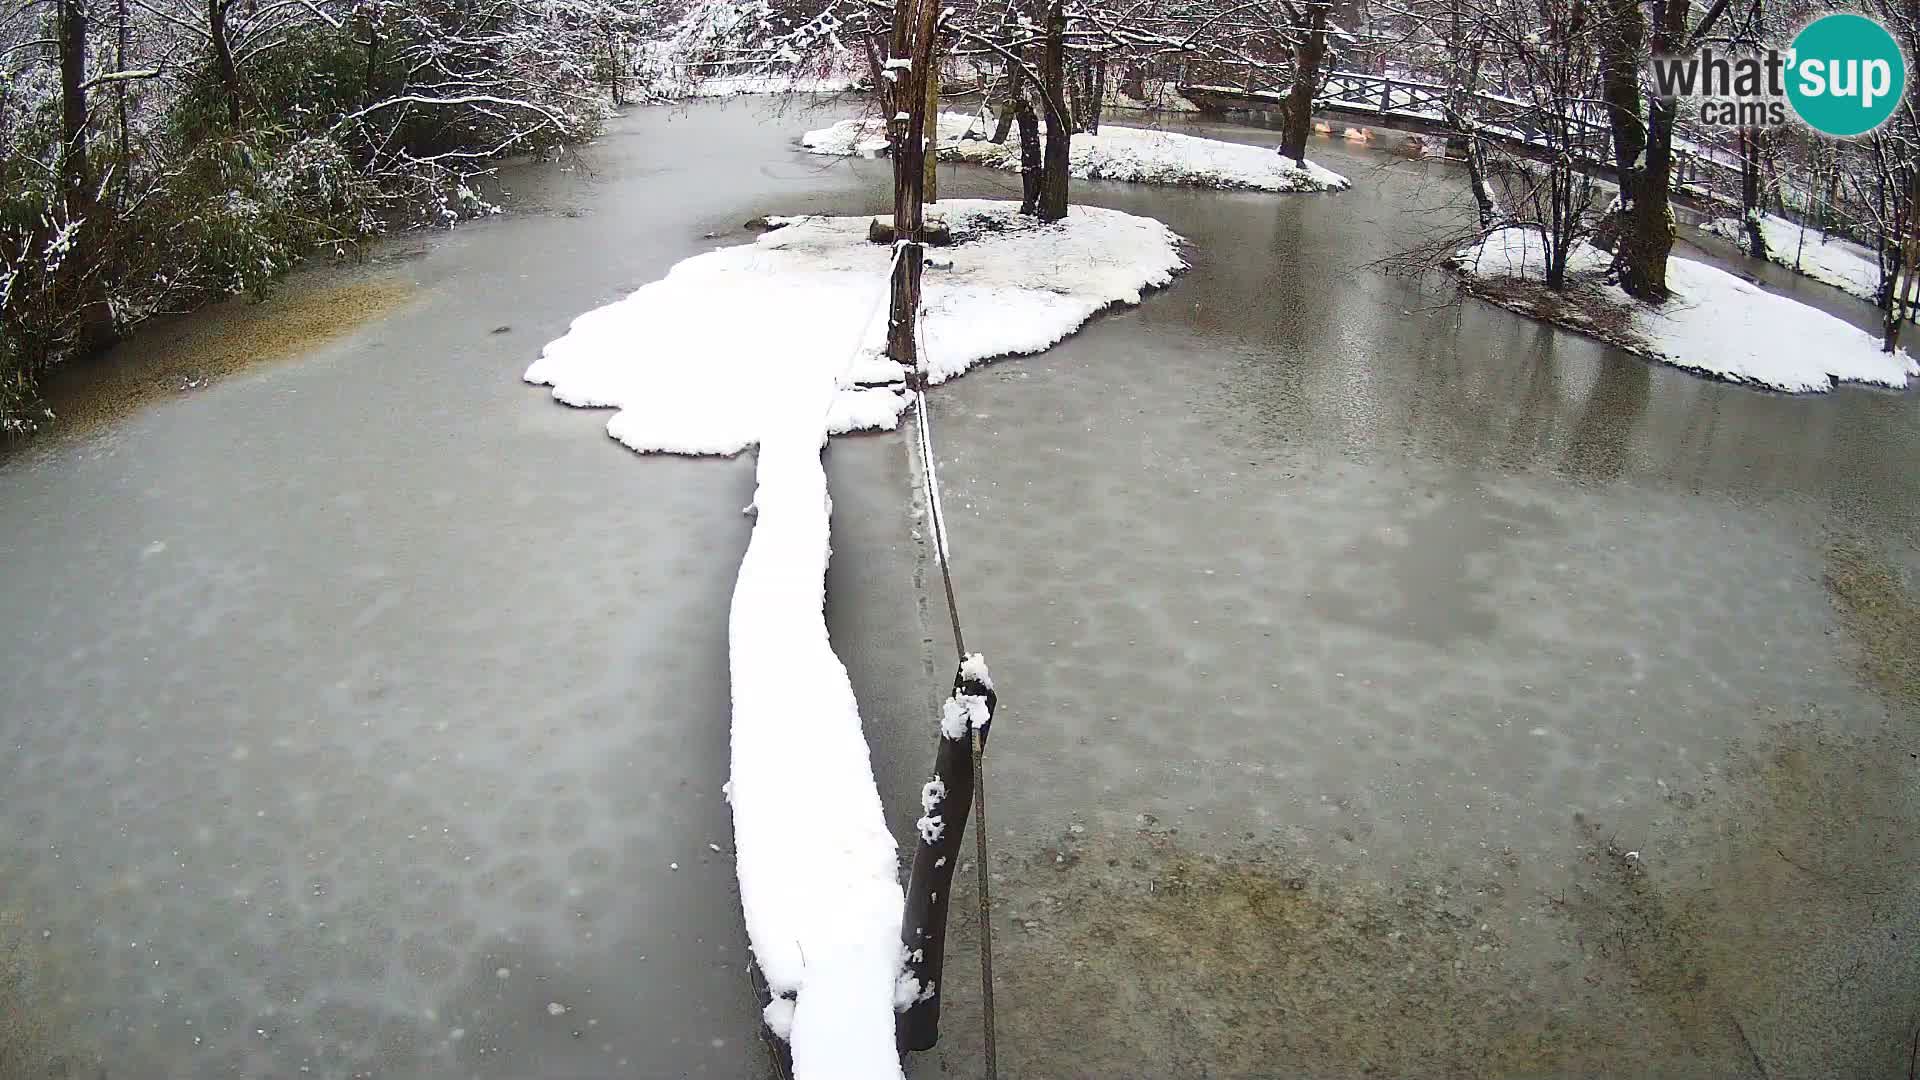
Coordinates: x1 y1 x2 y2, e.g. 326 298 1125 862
1787 13 1906 136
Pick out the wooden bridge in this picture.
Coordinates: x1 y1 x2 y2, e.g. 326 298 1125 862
1180 70 1738 200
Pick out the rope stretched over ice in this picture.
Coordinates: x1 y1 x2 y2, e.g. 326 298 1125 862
911 292 998 1080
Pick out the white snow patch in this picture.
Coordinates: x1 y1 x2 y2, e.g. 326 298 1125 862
916 814 945 844
1454 227 1918 393
921 778 947 813
959 651 992 690
763 996 797 1040
801 112 1350 193
938 696 969 740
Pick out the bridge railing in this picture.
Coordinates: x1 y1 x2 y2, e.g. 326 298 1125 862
1181 69 1744 193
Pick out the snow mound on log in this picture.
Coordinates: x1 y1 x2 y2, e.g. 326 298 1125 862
524 199 1184 1080
801 112 1351 193
1454 227 1917 394
526 199 1186 455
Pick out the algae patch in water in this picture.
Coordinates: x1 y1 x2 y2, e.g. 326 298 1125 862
929 721 1919 1079
0 908 89 1080
1824 539 1920 710
38 275 418 434
982 832 1627 1079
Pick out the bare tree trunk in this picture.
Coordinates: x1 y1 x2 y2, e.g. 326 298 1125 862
1739 125 1767 258
1085 54 1105 134
885 0 939 369
1036 0 1071 221
1016 90 1042 214
1443 0 1495 227
115 0 130 204
606 21 627 107
1612 0 1732 300
1598 0 1645 195
1278 4 1328 167
1884 168 1920 352
58 0 92 208
925 50 939 203
989 35 1018 143
1617 90 1676 300
57 0 114 352
1065 57 1085 132
209 0 242 125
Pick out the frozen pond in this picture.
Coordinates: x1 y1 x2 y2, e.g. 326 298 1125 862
2 99 1917 1078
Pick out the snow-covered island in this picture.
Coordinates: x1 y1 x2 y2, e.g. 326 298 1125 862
527 199 1183 1075
527 200 1186 454
1453 228 1918 394
801 112 1352 193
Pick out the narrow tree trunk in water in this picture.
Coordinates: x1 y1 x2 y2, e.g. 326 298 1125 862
209 0 242 125
1279 5 1328 167
1036 0 1071 221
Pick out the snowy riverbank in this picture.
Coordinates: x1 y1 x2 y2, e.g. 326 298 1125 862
801 112 1351 193
526 200 1183 1078
1703 212 1888 308
1454 227 1918 393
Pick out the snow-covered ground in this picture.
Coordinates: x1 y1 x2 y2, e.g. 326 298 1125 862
526 200 1183 1078
1703 212 1886 306
801 112 1351 192
1454 227 1918 393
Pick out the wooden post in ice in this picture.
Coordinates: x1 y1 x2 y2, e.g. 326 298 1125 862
885 0 939 371
898 661 996 1052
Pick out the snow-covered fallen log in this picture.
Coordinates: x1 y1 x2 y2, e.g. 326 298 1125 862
801 112 1351 193
525 200 1183 1077
1453 227 1918 393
